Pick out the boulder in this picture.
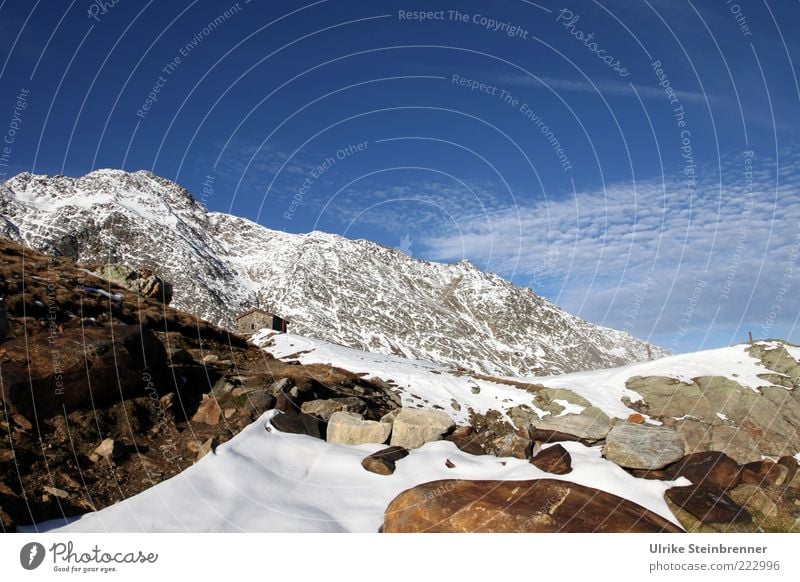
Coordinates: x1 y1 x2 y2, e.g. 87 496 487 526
665 485 751 525
740 460 789 488
269 412 326 439
0 324 167 417
301 397 366 421
327 412 391 446
389 409 454 449
192 397 222 426
604 423 684 470
531 412 612 442
384 479 683 533
530 444 572 475
361 446 409 475
664 452 741 491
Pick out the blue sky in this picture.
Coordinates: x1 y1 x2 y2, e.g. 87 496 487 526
1 0 799 353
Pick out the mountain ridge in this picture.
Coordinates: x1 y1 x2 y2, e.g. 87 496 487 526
0 168 667 376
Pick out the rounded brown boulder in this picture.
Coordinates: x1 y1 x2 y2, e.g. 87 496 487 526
383 479 683 533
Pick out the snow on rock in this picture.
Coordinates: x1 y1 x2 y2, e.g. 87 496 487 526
29 411 684 533
256 332 796 428
524 343 792 399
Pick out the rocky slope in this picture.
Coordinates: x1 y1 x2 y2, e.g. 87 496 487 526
0 169 667 376
0 236 400 531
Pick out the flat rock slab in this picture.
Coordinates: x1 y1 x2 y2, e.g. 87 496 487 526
384 479 683 533
531 413 612 442
604 423 685 470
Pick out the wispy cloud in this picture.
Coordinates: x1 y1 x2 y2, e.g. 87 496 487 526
493 73 711 103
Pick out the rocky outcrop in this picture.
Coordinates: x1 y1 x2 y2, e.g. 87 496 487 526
97 265 173 305
0 324 167 417
326 412 391 446
383 479 683 533
627 368 800 460
389 409 454 449
604 423 684 470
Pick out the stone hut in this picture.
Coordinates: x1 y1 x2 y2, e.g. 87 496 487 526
235 308 288 335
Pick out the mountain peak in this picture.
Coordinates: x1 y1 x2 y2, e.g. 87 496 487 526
0 169 667 376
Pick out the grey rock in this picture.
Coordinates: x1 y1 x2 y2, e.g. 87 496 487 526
604 423 685 470
532 412 612 442
327 412 391 446
390 408 454 449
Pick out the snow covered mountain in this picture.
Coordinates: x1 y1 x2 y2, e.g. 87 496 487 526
0 169 666 376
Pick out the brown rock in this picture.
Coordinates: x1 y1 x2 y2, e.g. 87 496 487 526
445 431 484 456
450 426 473 438
445 459 455 468
43 486 69 500
530 444 572 475
665 485 751 525
192 397 222 426
361 446 409 475
627 413 645 424
269 412 326 439
740 460 789 488
664 452 741 491
384 479 683 533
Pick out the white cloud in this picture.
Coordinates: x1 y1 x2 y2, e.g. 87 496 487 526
414 151 800 348
493 73 711 103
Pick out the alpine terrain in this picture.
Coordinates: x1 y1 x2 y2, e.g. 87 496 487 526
0 169 666 376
